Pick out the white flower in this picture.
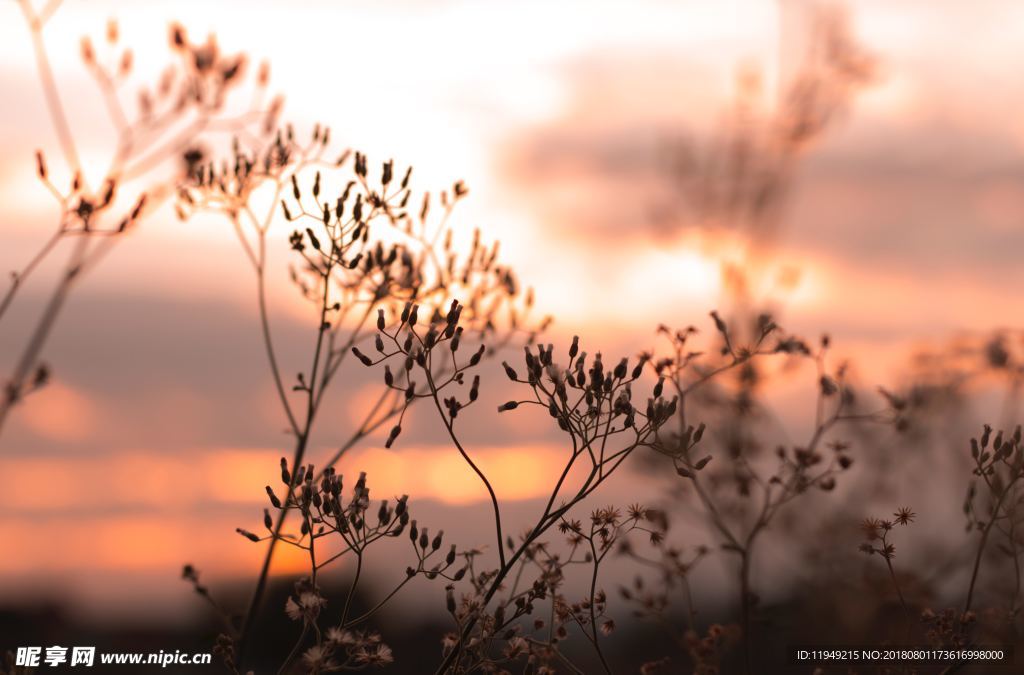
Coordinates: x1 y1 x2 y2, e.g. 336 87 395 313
284 597 302 621
354 643 394 666
301 645 336 670
285 591 326 621
326 627 357 646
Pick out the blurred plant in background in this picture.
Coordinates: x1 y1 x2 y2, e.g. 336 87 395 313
3 1 1024 674
0 0 278 437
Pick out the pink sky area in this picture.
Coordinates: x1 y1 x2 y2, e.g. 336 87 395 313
1 0 1023 619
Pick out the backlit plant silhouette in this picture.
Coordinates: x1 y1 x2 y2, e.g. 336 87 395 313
1 0 276 437
5 3 1024 675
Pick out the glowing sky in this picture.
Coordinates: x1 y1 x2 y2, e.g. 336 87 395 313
2 0 1024 617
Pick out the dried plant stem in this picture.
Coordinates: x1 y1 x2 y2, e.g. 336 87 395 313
424 364 507 570
339 554 363 627
0 236 86 435
18 0 81 175
586 537 613 675
237 258 334 667
963 486 1012 616
435 449 643 673
0 231 62 324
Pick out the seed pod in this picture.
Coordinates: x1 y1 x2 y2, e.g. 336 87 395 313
469 376 479 402
384 365 394 386
375 334 385 353
631 358 645 379
569 336 579 358
446 545 456 566
502 362 518 381
498 401 519 412
614 358 627 380
409 519 418 542
236 528 260 543
377 309 386 331
263 509 273 530
453 566 467 581
693 422 706 443
446 586 456 613
710 310 727 335
266 485 282 509
351 346 373 366
386 424 402 448
653 378 664 398
280 458 291 485
432 530 443 551
305 228 321 251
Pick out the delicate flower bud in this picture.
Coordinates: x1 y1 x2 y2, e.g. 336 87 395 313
266 485 282 508
236 528 260 542
351 346 373 366
693 422 706 443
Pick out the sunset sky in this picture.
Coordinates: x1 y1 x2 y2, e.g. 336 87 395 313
2 0 1023 622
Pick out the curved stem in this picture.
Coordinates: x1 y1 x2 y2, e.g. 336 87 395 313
423 365 506 571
